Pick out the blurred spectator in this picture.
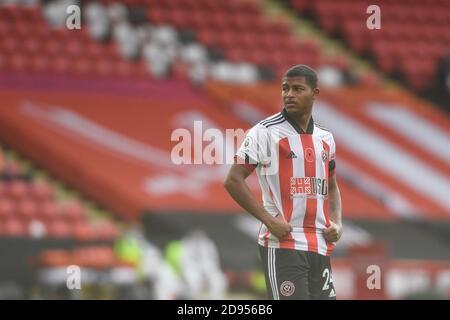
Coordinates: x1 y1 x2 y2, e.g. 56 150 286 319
108 3 140 61
317 65 344 87
142 40 172 78
107 2 127 23
165 230 228 299
128 6 147 26
178 29 197 45
258 66 276 81
208 47 226 63
188 62 208 86
210 62 258 84
142 26 179 78
180 44 208 66
115 224 182 299
84 2 110 42
152 25 179 63
318 57 359 87
179 44 209 85
113 20 141 61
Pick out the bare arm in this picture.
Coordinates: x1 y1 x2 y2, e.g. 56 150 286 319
324 174 343 242
224 163 292 239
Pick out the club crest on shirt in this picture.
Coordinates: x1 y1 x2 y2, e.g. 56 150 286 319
280 281 295 297
243 136 252 148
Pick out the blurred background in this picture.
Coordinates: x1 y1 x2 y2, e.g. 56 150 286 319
0 0 449 300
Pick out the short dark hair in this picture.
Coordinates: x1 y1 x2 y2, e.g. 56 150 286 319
283 64 318 89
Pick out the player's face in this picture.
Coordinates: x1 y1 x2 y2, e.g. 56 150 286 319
281 77 319 115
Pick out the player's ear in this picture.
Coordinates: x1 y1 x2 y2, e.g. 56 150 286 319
313 87 320 97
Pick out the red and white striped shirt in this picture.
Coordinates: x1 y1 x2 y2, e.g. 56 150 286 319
236 109 337 256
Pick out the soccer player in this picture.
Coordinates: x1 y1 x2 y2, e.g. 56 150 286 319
224 65 342 300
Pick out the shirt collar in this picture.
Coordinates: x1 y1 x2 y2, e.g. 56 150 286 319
281 108 314 134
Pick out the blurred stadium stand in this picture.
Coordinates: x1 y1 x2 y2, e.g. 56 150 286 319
286 0 450 110
0 0 449 299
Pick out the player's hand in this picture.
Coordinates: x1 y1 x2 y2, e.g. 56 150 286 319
267 214 293 240
324 221 343 242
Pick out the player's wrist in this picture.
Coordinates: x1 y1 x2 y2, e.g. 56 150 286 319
263 213 278 229
331 220 342 228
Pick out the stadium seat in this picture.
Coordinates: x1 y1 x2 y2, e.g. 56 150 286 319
30 181 54 203
288 0 450 91
62 202 87 223
0 198 15 220
39 201 60 221
72 222 96 242
8 180 29 201
17 199 38 221
2 218 27 237
46 219 72 238
95 222 120 241
36 249 71 268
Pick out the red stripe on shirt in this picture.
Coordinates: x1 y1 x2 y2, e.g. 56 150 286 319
300 134 318 253
322 140 335 256
278 137 295 249
262 165 275 247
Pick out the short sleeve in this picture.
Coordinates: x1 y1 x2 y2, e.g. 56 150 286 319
329 134 336 177
235 124 270 172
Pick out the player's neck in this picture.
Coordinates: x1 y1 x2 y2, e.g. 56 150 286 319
290 111 312 133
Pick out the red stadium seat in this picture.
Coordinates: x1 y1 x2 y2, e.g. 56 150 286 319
39 201 61 221
0 198 15 219
62 201 87 223
17 199 38 221
50 56 71 74
171 60 189 81
30 181 54 203
28 55 49 73
46 219 72 238
72 57 92 76
227 47 246 63
72 222 96 242
168 10 193 29
7 180 29 201
64 39 83 58
72 246 116 269
147 8 167 25
2 36 19 54
93 59 115 77
287 0 450 92
197 29 216 47
2 218 27 237
0 181 6 198
95 222 120 241
114 59 135 78
36 249 71 268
